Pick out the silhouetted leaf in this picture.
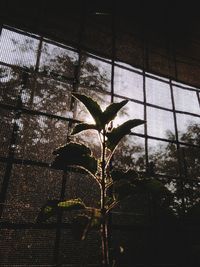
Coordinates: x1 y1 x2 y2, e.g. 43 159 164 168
58 198 86 211
71 123 97 135
51 142 97 175
53 142 91 156
72 93 103 129
106 119 145 150
51 154 97 175
102 100 128 125
36 199 59 223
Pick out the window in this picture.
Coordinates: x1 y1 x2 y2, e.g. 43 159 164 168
0 25 200 265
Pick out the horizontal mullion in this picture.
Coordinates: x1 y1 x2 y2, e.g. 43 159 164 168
0 103 81 123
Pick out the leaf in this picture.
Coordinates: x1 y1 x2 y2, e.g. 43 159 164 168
102 100 128 125
70 123 97 135
106 119 145 151
36 199 59 223
111 169 138 182
52 154 97 175
72 93 103 129
53 142 91 156
51 142 97 175
58 198 86 211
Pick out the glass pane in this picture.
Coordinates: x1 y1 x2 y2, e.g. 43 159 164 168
0 28 39 67
0 66 22 106
39 41 78 78
59 229 100 265
0 162 6 191
27 75 73 117
2 165 62 223
179 146 200 180
176 114 200 144
148 139 179 175
114 97 144 134
173 86 200 114
114 66 143 101
15 114 69 162
146 77 172 109
64 172 100 213
113 135 145 171
80 56 111 93
147 107 175 139
0 109 14 157
0 229 55 265
179 145 200 208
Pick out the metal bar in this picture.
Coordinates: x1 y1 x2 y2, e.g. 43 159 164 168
169 79 186 214
0 76 25 217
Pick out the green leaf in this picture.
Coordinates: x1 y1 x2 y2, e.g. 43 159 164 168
111 169 138 182
102 100 128 125
72 93 103 129
71 123 97 135
58 198 86 211
36 199 59 223
106 119 145 150
51 142 98 175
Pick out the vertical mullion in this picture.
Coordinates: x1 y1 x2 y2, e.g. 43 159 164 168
143 25 149 173
0 72 28 218
169 80 186 214
143 72 148 172
111 0 116 104
53 1 86 265
196 91 200 107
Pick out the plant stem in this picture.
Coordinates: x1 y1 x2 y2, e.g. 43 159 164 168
100 128 109 267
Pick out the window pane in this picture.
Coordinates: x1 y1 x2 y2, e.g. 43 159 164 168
64 172 100 212
80 56 111 93
173 86 200 114
146 77 172 109
148 139 179 175
147 107 175 139
0 229 56 265
2 165 62 223
27 75 73 117
0 66 22 106
0 28 39 67
0 109 14 157
114 97 144 134
0 163 6 191
15 115 69 162
176 114 200 144
180 145 200 180
113 135 145 171
59 230 100 265
39 41 78 78
114 66 143 101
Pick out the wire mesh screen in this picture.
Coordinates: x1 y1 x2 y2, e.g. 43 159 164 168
0 21 200 267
